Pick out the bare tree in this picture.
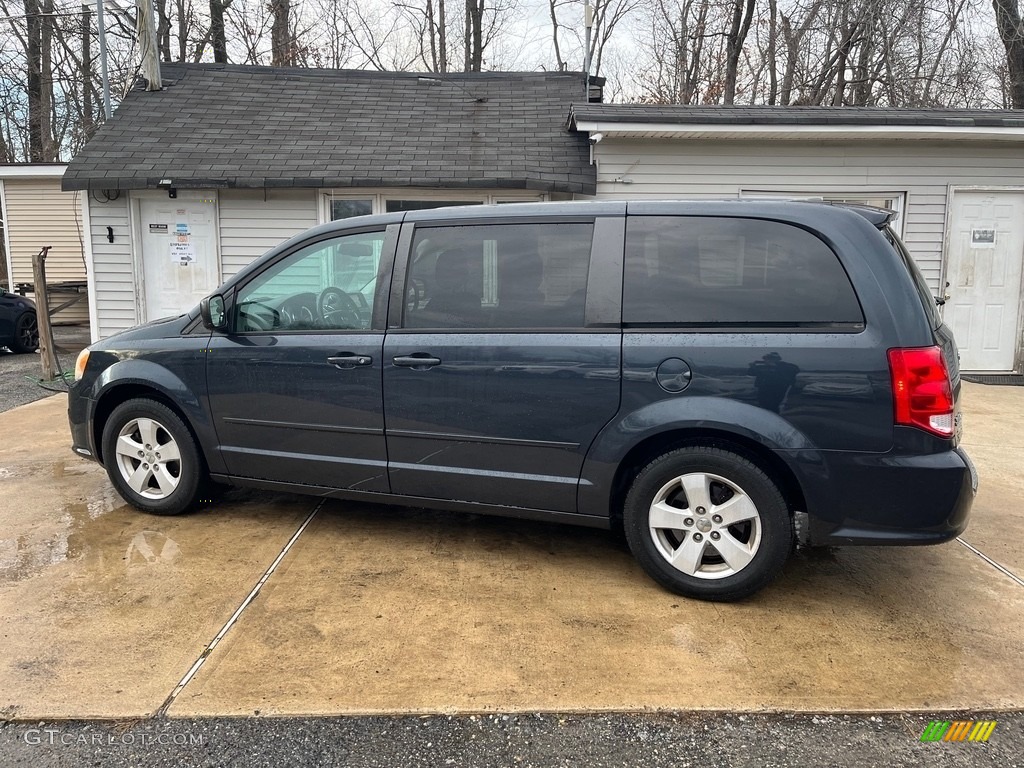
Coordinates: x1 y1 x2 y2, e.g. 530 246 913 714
993 0 1024 106
270 0 292 65
723 0 754 103
210 0 227 62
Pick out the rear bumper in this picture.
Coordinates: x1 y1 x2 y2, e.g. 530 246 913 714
790 445 977 546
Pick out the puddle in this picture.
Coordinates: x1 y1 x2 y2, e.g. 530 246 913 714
125 531 181 565
0 488 154 582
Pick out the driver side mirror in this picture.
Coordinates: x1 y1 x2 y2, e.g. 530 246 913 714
200 294 228 332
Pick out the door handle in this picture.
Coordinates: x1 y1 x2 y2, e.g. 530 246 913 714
392 354 442 369
327 354 372 369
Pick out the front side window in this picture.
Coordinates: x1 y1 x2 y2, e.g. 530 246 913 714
404 222 594 329
623 217 864 328
234 231 385 332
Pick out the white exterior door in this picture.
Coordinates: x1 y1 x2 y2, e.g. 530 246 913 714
946 190 1024 372
138 193 219 321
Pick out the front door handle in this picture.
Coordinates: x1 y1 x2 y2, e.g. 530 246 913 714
327 354 372 369
392 354 442 369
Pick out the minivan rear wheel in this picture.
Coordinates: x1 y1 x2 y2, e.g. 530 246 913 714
101 398 203 516
623 447 792 601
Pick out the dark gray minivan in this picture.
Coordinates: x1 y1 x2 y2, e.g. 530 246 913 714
68 201 976 601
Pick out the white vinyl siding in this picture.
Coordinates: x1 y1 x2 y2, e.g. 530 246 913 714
219 190 317 278
592 139 1024 293
2 179 89 324
90 195 136 338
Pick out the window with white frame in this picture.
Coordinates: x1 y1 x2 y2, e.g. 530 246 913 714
740 190 906 235
321 191 546 223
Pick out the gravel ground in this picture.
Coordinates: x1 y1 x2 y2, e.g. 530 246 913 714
0 325 90 412
0 712 1020 768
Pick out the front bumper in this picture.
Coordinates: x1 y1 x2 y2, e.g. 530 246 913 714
67 385 99 463
790 444 977 547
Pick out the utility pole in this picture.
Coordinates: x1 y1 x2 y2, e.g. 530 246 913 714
96 0 112 119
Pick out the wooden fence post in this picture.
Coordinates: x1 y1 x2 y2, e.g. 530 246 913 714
32 246 59 380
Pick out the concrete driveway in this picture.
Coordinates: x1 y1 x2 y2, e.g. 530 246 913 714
0 384 1021 720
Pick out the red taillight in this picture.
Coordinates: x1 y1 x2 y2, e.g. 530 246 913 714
887 346 955 437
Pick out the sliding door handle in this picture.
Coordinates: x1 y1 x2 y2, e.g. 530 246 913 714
392 354 442 369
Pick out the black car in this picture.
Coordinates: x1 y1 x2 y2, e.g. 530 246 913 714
67 201 977 601
0 288 38 353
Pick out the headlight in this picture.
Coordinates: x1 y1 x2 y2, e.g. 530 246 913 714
74 348 91 380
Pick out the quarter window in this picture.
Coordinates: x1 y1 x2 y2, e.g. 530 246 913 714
623 217 863 327
404 223 594 329
234 231 385 332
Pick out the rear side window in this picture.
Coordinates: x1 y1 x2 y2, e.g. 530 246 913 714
404 222 593 329
623 216 864 327
884 227 941 329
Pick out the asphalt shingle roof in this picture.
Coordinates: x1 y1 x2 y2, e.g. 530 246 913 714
63 64 595 194
571 104 1024 127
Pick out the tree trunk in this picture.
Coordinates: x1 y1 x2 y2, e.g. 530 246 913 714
25 0 44 161
766 0 777 104
723 0 755 104
176 0 188 61
438 0 447 72
270 0 291 66
210 0 227 63
465 0 483 71
993 0 1024 107
155 0 171 61
81 5 93 140
40 0 55 160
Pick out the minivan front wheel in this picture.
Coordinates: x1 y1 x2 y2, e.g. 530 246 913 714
624 447 792 601
101 398 202 515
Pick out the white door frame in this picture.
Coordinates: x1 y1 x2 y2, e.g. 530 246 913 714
129 190 222 323
942 185 1024 373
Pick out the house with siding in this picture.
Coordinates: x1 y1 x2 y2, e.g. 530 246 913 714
0 164 89 325
61 63 596 341
570 105 1024 374
64 64 1024 374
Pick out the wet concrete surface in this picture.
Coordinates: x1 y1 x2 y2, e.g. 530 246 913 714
0 396 315 719
0 385 1021 720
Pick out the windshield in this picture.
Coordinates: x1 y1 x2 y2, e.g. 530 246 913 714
883 227 942 330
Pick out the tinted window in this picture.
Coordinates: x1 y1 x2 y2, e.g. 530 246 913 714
404 223 593 329
234 231 385 332
624 217 863 327
884 227 941 329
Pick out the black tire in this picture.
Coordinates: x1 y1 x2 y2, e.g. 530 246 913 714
11 310 38 353
623 447 792 602
101 398 204 516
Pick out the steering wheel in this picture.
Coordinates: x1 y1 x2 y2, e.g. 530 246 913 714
317 287 361 327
